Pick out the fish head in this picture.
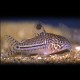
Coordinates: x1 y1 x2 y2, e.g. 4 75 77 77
58 39 72 51
50 35 72 53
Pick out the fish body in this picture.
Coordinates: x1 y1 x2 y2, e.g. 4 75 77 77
5 32 72 57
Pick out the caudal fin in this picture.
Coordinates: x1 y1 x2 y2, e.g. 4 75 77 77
3 35 19 57
5 35 19 46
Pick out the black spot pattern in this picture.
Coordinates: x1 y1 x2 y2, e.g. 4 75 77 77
5 32 71 56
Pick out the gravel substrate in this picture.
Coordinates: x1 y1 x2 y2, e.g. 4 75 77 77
1 48 80 64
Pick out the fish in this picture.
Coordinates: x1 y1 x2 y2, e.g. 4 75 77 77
3 24 72 57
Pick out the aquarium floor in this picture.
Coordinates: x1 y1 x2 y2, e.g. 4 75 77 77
1 50 80 64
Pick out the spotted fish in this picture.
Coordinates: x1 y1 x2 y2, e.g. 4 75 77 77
4 25 72 57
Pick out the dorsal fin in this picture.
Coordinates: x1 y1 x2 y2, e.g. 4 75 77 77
33 22 46 36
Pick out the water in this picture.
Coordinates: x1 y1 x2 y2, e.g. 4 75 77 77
1 18 80 64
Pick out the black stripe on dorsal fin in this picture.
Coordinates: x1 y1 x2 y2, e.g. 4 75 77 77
34 22 46 36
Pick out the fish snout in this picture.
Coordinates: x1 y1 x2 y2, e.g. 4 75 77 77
63 44 72 51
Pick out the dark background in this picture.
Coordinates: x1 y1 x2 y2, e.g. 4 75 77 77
1 8 80 29
1 18 80 29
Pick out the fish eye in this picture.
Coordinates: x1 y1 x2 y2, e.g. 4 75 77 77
60 41 63 44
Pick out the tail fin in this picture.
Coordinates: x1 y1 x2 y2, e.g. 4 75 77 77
5 35 19 46
3 35 19 57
